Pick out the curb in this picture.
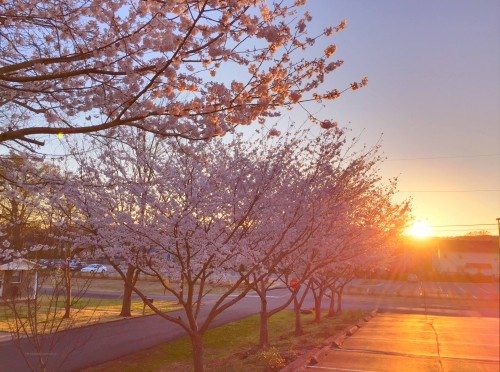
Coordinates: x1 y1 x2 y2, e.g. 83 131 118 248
331 331 347 348
280 309 378 372
346 324 359 336
309 344 332 365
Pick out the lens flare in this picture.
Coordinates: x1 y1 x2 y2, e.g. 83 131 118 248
408 221 432 238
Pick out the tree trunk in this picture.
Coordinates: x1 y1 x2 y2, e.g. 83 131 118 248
10 200 23 251
336 288 343 313
327 289 335 317
120 265 137 317
313 289 323 323
293 296 303 336
259 296 269 349
63 265 71 319
191 332 204 372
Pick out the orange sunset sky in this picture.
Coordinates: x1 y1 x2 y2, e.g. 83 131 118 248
299 0 500 237
40 1 500 237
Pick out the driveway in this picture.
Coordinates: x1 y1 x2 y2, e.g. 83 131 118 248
310 313 500 371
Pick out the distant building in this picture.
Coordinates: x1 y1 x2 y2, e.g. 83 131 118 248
0 258 39 300
432 237 499 278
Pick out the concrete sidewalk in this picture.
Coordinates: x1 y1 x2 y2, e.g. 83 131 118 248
310 313 499 371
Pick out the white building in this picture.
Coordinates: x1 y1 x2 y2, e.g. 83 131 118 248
432 237 499 278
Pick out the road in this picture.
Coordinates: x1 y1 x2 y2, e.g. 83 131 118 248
311 313 499 371
1 280 498 371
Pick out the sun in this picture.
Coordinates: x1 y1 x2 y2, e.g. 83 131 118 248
408 221 432 239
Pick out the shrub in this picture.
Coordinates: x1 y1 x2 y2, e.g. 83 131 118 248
258 347 286 371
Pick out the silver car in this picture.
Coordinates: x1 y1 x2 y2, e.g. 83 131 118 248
80 264 107 273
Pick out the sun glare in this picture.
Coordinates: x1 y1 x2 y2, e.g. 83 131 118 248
408 221 432 239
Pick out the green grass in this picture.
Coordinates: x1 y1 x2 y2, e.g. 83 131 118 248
43 278 238 297
86 309 365 372
0 296 180 332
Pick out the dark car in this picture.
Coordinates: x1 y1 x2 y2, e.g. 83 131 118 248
38 259 50 268
53 260 67 269
69 260 85 271
43 259 68 270
43 259 63 269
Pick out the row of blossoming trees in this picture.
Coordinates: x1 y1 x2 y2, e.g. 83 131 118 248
1 1 409 369
0 126 408 371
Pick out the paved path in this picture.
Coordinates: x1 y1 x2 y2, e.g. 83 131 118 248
1 285 498 371
311 313 500 372
0 333 10 343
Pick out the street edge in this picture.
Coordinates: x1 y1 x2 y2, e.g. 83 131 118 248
279 308 378 372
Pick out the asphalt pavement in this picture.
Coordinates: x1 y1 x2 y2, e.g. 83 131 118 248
1 280 498 371
345 279 499 301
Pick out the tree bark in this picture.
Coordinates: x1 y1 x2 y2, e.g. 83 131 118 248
120 265 137 317
293 296 303 336
327 289 335 317
63 265 71 319
313 288 323 323
191 332 204 372
336 288 343 313
10 200 23 251
259 296 269 349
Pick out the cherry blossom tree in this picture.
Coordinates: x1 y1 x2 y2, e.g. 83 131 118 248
325 266 350 317
277 149 409 332
0 154 57 262
0 155 39 254
249 131 389 346
62 128 328 371
322 181 410 316
0 0 367 148
0 154 92 319
1 116 408 370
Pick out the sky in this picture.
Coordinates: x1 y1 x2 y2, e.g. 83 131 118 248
20 1 499 237
286 0 500 237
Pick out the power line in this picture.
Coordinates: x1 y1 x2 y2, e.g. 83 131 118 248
431 223 497 227
430 229 497 233
431 228 497 231
398 189 500 193
387 154 500 161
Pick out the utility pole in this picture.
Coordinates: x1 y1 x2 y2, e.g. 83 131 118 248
496 218 500 249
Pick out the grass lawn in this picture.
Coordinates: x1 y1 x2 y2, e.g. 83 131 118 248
43 278 237 297
41 277 169 296
0 296 180 333
86 309 364 372
83 278 169 295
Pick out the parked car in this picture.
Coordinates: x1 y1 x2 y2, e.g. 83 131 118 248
38 259 50 268
80 264 107 273
46 259 66 269
69 260 85 271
